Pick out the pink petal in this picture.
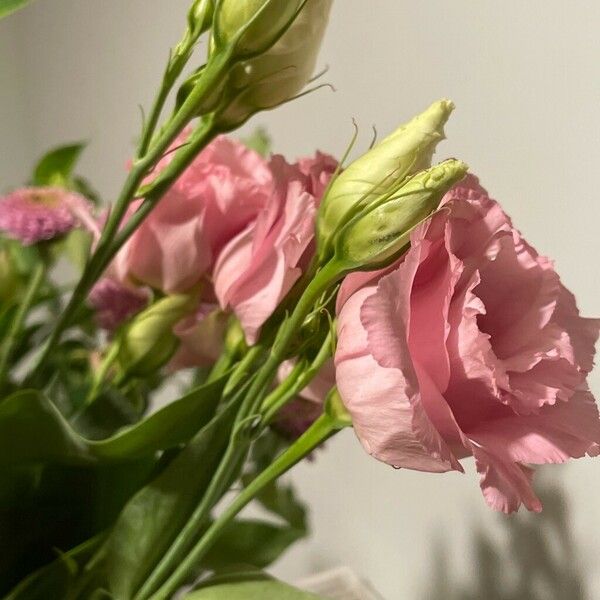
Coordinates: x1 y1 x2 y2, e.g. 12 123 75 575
337 285 461 473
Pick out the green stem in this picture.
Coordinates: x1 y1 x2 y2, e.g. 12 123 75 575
27 109 221 386
261 330 333 425
134 437 248 600
148 413 340 600
133 350 263 600
238 259 340 423
259 359 307 417
0 261 46 390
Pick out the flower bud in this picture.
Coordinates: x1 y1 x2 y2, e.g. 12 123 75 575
116 293 198 378
317 100 455 258
213 0 332 130
215 0 303 56
187 0 214 35
335 159 468 270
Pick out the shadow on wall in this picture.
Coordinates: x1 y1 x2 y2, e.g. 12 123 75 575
422 481 587 600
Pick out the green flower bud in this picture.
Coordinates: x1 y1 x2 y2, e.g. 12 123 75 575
213 0 332 130
117 293 198 378
317 100 455 258
215 0 304 57
187 0 214 35
335 159 468 271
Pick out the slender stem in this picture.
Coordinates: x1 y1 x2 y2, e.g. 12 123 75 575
137 0 214 157
135 267 339 598
261 330 333 425
134 437 247 600
148 414 340 600
259 359 307 417
133 350 263 600
206 351 234 384
0 260 46 390
238 259 340 422
27 47 234 385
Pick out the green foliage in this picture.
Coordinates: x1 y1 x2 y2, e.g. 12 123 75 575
3 535 103 600
200 430 310 572
0 376 227 466
31 142 101 206
244 429 307 529
92 398 240 599
0 0 35 19
241 127 272 157
186 569 325 599
204 519 304 571
33 143 86 187
0 459 154 596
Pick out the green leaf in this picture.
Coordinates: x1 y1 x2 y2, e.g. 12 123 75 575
32 143 86 187
4 535 103 600
204 519 304 571
0 459 153 596
241 127 272 157
0 0 35 19
186 570 325 600
94 398 240 599
0 376 226 466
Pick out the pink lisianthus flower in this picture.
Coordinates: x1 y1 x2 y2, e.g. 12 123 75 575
168 302 228 371
335 175 600 513
88 277 150 331
0 187 94 245
114 134 273 294
297 151 338 199
214 151 337 344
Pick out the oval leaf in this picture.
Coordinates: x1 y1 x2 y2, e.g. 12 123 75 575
33 142 86 186
0 375 226 466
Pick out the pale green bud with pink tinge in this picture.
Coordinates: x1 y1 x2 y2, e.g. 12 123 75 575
334 159 468 272
317 100 455 260
211 0 333 130
116 292 198 378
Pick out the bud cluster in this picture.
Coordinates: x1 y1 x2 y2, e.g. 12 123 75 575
316 100 468 273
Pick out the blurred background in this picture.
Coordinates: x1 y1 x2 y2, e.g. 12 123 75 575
1 1 599 598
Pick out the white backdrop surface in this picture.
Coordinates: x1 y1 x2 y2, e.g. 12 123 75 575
1 2 599 598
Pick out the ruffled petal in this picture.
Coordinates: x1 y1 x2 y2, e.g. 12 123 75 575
337 281 461 473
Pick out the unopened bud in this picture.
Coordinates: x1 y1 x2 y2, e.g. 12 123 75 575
317 100 455 258
213 0 332 130
215 0 303 56
117 293 198 378
336 159 468 270
188 0 214 35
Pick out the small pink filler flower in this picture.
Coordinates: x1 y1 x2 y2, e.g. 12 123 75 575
0 187 93 245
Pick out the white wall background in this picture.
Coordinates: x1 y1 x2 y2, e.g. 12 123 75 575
1 1 600 598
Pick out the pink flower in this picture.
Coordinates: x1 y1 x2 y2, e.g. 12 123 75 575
297 151 338 199
214 152 337 344
114 135 273 294
168 302 228 370
335 175 600 513
88 277 149 331
0 187 93 245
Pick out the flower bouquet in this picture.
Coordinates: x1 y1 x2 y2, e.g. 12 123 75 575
1 1 598 599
